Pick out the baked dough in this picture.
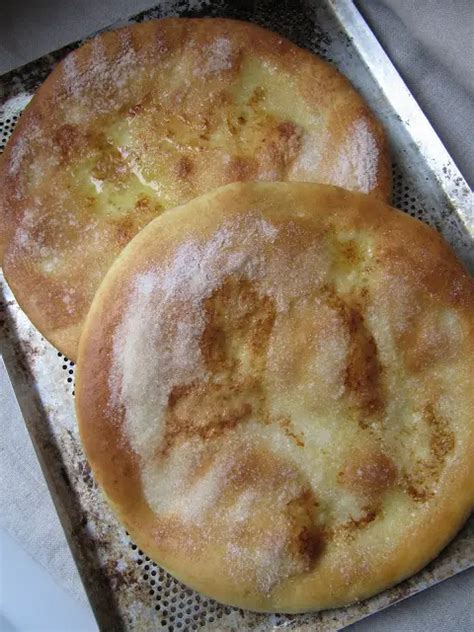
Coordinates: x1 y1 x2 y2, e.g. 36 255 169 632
0 18 391 360
76 182 473 612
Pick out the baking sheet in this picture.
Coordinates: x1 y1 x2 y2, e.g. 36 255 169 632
0 1 472 630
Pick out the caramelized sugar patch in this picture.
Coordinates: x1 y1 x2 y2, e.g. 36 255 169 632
200 276 276 374
222 447 324 592
426 404 455 462
163 277 276 450
397 309 463 373
112 197 162 247
326 291 384 422
54 123 87 162
92 144 130 184
403 404 455 502
343 508 378 530
133 194 163 219
165 382 254 444
339 449 397 499
279 417 305 447
174 155 194 180
225 155 257 181
330 507 380 542
335 449 397 536
267 121 303 170
286 489 324 567
151 444 324 592
334 237 364 275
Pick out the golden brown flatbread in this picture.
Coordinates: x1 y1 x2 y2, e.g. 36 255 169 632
76 182 473 612
0 18 391 360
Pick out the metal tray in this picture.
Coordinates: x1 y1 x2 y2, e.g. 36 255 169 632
1 1 472 630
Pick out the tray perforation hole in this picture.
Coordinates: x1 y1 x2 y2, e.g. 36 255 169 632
128 534 232 631
0 113 20 152
391 162 431 226
57 351 76 392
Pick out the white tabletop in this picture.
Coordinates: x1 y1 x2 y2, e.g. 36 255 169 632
0 2 473 631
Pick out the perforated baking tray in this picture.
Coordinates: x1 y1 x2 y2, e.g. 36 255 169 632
1 1 473 630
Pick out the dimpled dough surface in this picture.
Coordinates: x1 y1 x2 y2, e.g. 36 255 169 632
0 18 391 360
76 182 473 613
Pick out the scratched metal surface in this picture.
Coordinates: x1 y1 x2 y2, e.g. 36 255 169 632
0 1 472 630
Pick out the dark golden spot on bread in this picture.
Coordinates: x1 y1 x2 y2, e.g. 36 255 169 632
175 155 194 179
326 292 384 420
279 417 305 447
347 508 378 529
127 102 145 117
226 156 257 181
225 456 323 573
165 382 254 446
425 404 455 462
402 405 454 502
126 93 152 117
111 197 161 248
92 146 129 184
358 286 370 306
296 526 324 564
345 323 383 419
164 277 276 451
342 240 358 262
201 276 276 373
84 196 96 209
277 121 302 166
403 478 430 503
338 239 361 268
339 449 397 498
398 310 463 374
261 120 302 171
114 216 136 248
287 489 324 568
54 124 85 161
248 86 266 107
333 506 379 540
227 446 288 490
134 195 162 215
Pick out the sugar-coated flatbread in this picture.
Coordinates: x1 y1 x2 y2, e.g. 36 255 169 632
76 182 473 612
0 18 390 359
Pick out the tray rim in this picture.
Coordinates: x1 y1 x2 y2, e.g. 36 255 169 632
330 0 473 232
0 1 472 630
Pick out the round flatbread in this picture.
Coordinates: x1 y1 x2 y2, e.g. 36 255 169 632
76 182 473 613
0 17 391 360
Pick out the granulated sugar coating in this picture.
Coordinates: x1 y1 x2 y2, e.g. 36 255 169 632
0 17 391 361
330 120 380 193
76 182 474 613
